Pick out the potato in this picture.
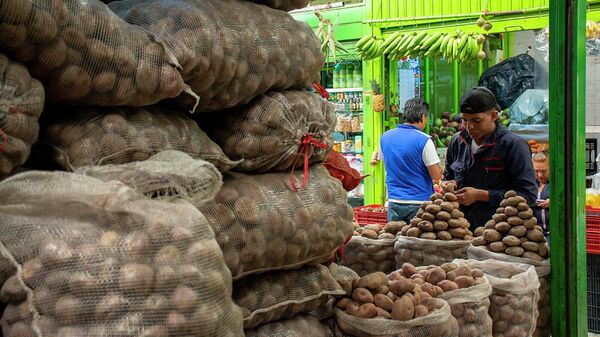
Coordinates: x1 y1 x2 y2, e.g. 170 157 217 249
406 227 422 237
484 220 496 229
434 220 449 231
490 242 507 252
361 229 378 239
430 193 443 201
474 227 485 236
413 304 429 318
391 295 414 321
518 209 534 219
454 275 475 288
389 278 415 296
506 197 520 206
436 211 451 221
418 221 434 232
384 222 406 235
420 232 437 240
352 288 374 304
502 235 521 247
472 236 487 246
95 293 129 321
526 230 546 242
509 226 527 237
437 231 452 241
492 213 508 222
425 204 442 214
483 229 502 242
523 218 537 230
421 212 435 222
522 252 544 261
118 264 154 294
504 206 518 216
410 218 422 226
437 280 459 292
444 192 458 201
495 222 511 233
448 228 467 239
374 294 394 311
1 276 26 303
356 272 388 290
347 302 377 318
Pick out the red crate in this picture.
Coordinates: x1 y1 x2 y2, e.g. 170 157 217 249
354 204 388 225
588 206 600 232
588 231 600 254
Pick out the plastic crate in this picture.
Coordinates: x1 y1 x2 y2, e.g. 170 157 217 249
587 206 600 232
354 204 388 225
589 231 600 255
588 254 600 333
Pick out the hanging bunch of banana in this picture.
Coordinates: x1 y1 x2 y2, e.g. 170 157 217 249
355 35 383 60
381 29 487 63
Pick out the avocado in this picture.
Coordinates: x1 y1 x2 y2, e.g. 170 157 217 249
446 135 452 143
435 118 443 127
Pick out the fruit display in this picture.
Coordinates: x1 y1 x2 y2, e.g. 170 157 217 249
381 30 485 63
431 111 464 148
355 36 383 61
370 80 385 112
0 171 243 337
341 222 408 276
395 182 472 267
466 260 540 337
333 272 459 337
391 262 493 337
0 53 44 177
200 91 335 173
197 165 354 279
233 264 345 329
471 190 549 261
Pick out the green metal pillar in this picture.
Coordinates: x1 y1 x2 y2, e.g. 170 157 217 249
424 58 431 134
453 60 459 113
549 0 588 336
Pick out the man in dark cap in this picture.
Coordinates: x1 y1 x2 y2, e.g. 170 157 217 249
442 87 537 229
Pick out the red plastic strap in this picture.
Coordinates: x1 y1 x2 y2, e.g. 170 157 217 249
290 133 328 191
311 82 330 99
0 129 7 153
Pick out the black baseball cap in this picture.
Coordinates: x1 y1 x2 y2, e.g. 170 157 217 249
459 87 501 114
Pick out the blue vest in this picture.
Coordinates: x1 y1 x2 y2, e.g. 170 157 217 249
380 124 434 202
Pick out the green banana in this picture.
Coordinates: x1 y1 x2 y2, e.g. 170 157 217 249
356 35 373 49
384 34 405 54
396 34 414 55
439 34 451 55
425 37 444 57
457 34 469 51
470 38 480 59
452 39 460 59
382 32 401 49
446 37 454 59
361 38 375 52
407 31 428 50
420 32 441 50
459 38 471 61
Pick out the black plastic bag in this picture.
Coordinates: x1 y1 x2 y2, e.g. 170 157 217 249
478 53 535 110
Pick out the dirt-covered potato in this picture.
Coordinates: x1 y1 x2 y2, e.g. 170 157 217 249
0 53 44 177
33 106 237 172
0 0 184 106
200 165 354 279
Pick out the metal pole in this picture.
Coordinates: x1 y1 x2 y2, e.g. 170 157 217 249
425 58 431 134
453 60 459 114
549 0 588 336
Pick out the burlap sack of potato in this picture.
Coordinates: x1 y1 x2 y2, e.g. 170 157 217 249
437 260 493 337
341 236 396 277
0 53 44 177
334 298 458 337
0 171 244 337
32 106 237 172
201 91 335 174
109 0 324 112
0 0 186 106
394 236 470 268
76 150 223 206
242 0 309 11
312 264 360 320
245 315 333 337
467 245 550 337
233 264 345 329
466 259 540 337
198 165 355 279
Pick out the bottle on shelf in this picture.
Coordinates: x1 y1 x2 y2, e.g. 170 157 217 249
353 61 362 88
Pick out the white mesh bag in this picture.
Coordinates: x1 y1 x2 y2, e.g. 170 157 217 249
245 315 333 337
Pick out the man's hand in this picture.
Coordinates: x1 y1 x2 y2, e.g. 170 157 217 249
455 187 488 206
537 199 550 208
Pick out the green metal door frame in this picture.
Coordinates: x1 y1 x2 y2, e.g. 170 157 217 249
549 0 588 336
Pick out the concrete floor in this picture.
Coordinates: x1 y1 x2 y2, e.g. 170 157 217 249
590 333 600 337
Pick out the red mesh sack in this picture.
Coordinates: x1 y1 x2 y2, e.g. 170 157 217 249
322 151 362 192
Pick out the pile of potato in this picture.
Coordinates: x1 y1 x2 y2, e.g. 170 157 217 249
245 0 309 11
198 165 354 279
0 53 44 177
472 190 549 261
75 151 223 206
34 106 237 172
233 264 345 329
0 0 184 106
390 262 493 337
110 0 324 112
341 222 407 276
400 183 473 241
0 171 243 337
334 272 458 337
201 91 336 173
245 315 333 337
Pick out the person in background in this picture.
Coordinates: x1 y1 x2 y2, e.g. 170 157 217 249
532 151 550 236
370 98 443 222
442 87 537 229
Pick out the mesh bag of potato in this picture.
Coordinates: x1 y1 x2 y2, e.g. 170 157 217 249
32 106 238 172
390 261 492 337
341 222 407 276
466 259 540 337
312 264 360 320
467 246 550 337
198 165 355 279
333 272 459 337
394 185 472 268
242 0 309 11
200 91 335 173
0 0 185 106
245 315 333 337
75 151 223 206
0 53 44 178
233 264 345 329
0 171 244 337
108 0 324 112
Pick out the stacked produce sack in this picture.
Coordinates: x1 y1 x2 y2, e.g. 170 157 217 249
395 182 473 267
468 190 550 337
0 170 244 337
0 53 44 178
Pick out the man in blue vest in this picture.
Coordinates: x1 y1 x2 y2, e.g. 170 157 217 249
373 98 443 222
